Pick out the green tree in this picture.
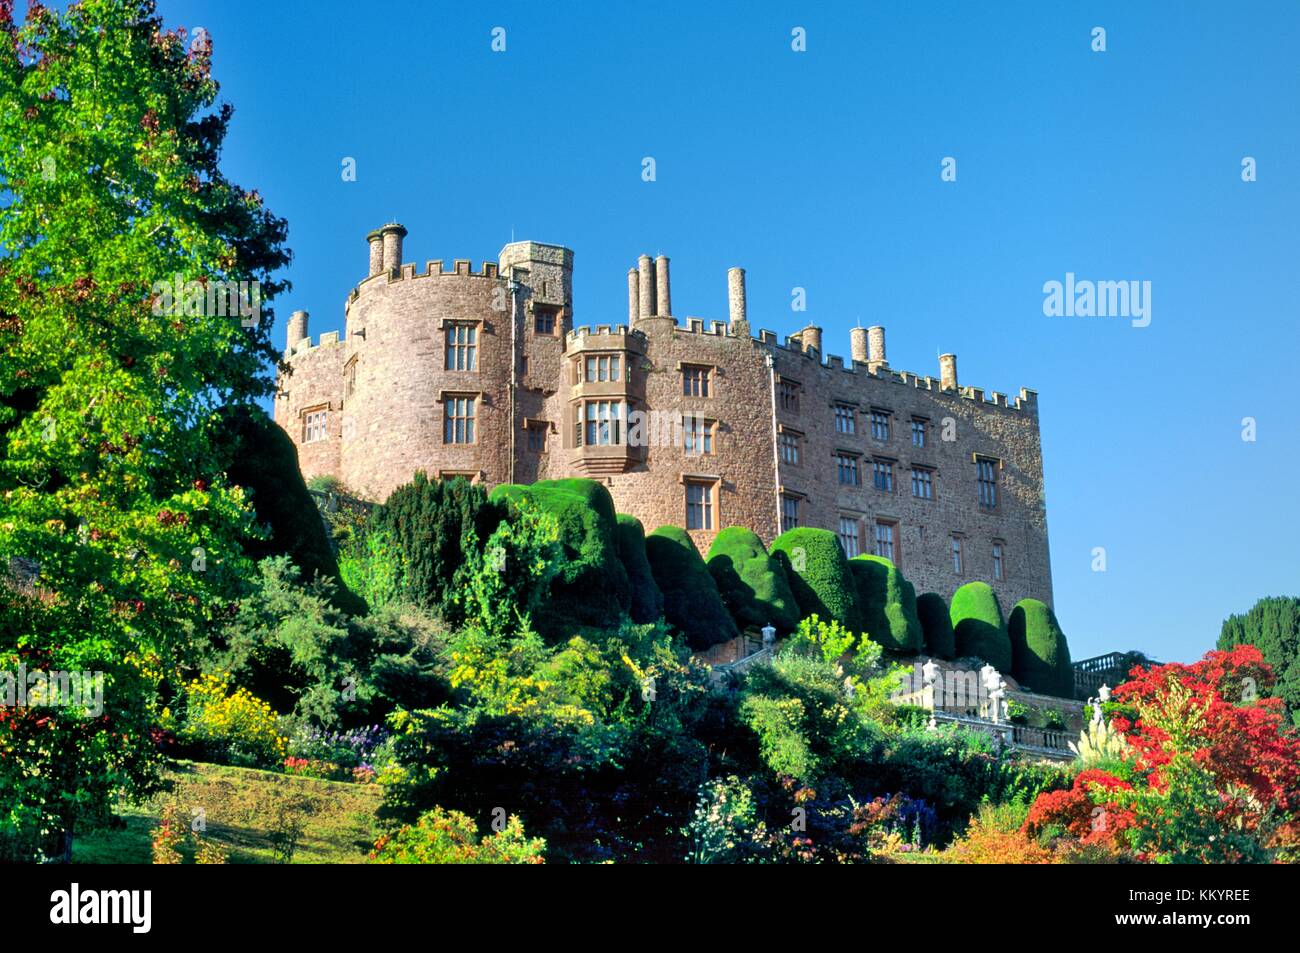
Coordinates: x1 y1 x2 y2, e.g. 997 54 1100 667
364 473 504 620
949 582 1011 672
1218 596 1300 725
1008 598 1073 697
0 0 290 860
706 526 799 632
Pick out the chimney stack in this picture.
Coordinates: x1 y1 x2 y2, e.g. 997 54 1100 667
367 230 384 277
379 223 407 275
867 326 887 370
940 353 959 391
800 325 823 355
727 267 747 328
637 254 655 321
655 255 671 317
627 268 640 323
286 310 309 354
850 327 869 363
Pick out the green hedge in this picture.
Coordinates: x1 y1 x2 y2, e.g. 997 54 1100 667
769 528 865 632
222 407 365 615
1008 599 1073 697
916 592 956 659
644 526 738 650
949 581 1010 672
848 555 922 654
615 514 665 625
489 479 631 632
705 527 800 632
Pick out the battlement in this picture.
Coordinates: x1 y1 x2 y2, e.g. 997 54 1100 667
285 330 344 359
347 257 505 306
566 323 649 352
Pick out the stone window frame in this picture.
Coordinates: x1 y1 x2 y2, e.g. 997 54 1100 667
443 320 479 372
837 514 863 558
950 533 966 576
834 449 861 486
869 407 892 443
437 469 482 483
910 463 936 500
438 390 480 445
300 403 330 444
682 475 719 531
777 425 803 466
871 455 896 494
873 517 900 565
911 416 928 448
533 305 559 336
780 492 803 532
975 454 1002 512
583 352 623 384
833 402 857 435
680 362 714 398
681 413 716 456
776 377 801 415
582 398 628 447
992 538 1006 582
523 417 553 453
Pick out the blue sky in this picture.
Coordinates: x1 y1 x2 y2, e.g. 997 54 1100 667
158 0 1299 663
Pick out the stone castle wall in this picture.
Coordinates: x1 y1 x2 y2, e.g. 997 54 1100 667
274 225 1055 610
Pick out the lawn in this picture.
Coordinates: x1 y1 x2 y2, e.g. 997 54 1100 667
73 761 384 864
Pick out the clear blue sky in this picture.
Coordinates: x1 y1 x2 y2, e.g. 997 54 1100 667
157 0 1300 663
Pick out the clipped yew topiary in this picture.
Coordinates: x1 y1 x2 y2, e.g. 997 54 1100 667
1009 599 1073 697
644 525 738 650
917 592 957 660
949 581 1011 672
221 407 366 615
706 527 800 632
769 528 865 632
489 478 631 632
848 555 922 654
615 514 665 625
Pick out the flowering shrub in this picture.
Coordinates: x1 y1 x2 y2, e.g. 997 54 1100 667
685 776 761 863
1023 768 1135 850
943 804 1059 864
1024 646 1300 863
166 675 287 769
283 756 347 781
287 724 391 772
369 807 545 864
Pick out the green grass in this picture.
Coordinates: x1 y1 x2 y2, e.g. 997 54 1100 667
72 761 383 865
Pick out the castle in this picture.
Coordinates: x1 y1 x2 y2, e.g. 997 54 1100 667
274 224 1054 610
